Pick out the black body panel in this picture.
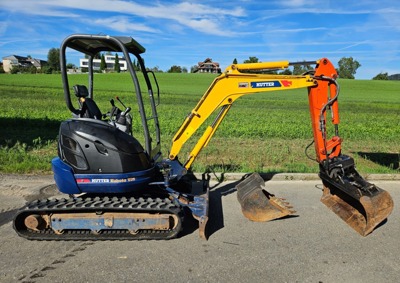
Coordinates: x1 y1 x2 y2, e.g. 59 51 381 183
58 119 151 174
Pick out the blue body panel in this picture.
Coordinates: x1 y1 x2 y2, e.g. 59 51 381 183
52 157 81 194
52 157 157 194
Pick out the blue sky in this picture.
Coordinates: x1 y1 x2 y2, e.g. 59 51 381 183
1 0 399 79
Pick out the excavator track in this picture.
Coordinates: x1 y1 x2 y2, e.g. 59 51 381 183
13 195 183 240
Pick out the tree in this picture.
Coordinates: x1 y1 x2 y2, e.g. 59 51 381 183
66 63 75 69
114 53 120 73
190 65 198 73
100 54 106 72
10 66 20 74
137 58 143 71
372 72 388 80
337 57 361 79
47 48 60 72
243 56 259 63
292 65 303 75
132 59 141 71
292 62 313 75
149 66 163 73
280 69 292 75
167 65 182 73
28 65 37 74
233 58 238 64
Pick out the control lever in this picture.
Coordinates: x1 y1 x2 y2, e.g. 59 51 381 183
116 96 127 109
121 107 131 116
117 107 131 125
106 98 118 123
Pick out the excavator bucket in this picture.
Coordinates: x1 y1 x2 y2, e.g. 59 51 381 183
236 173 296 222
321 183 394 236
319 155 394 236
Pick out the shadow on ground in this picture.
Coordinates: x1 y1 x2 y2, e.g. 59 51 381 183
356 152 399 170
195 171 293 239
0 117 60 146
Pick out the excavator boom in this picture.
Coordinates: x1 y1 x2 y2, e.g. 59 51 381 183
168 58 393 236
169 60 316 168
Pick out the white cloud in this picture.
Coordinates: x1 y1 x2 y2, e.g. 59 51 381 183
279 0 315 7
0 21 8 36
90 17 159 33
1 0 399 77
1 0 243 36
1 0 79 17
376 8 400 32
337 41 370 51
264 27 328 33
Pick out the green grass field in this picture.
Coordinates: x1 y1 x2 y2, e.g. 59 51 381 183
0 72 399 174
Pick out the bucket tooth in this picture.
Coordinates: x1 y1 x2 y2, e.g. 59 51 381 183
236 173 296 222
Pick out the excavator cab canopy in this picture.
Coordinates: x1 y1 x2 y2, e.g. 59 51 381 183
63 35 146 57
59 34 161 161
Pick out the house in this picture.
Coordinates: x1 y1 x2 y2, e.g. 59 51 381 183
2 55 47 73
194 58 221 73
79 54 128 71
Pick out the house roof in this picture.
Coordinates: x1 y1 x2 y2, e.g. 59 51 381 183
28 58 47 67
2 55 28 60
2 55 47 64
197 58 220 67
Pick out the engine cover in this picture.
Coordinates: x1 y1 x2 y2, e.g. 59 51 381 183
58 118 151 174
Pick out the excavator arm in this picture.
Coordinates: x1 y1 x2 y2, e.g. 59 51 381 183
169 60 317 169
168 58 393 236
170 58 343 168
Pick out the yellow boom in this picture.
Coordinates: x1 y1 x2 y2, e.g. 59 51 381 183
169 60 317 169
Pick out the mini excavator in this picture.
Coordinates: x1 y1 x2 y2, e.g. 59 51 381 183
14 34 393 240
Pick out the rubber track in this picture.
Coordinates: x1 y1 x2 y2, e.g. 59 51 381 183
13 195 183 240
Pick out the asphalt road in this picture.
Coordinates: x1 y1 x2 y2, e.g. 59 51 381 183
0 174 399 283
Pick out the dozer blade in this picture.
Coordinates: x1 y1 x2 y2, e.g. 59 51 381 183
236 173 296 222
321 183 394 236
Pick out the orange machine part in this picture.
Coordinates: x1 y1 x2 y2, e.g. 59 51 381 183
308 58 341 162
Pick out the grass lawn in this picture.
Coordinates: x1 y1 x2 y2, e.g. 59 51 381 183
0 72 399 174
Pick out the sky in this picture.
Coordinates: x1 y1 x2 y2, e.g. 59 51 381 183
1 0 400 79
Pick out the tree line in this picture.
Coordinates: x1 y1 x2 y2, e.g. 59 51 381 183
2 47 398 80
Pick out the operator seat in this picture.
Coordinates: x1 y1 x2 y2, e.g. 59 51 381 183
73 85 102 119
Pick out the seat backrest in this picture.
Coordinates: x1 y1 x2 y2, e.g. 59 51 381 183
73 85 89 98
82 98 102 119
72 85 102 119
